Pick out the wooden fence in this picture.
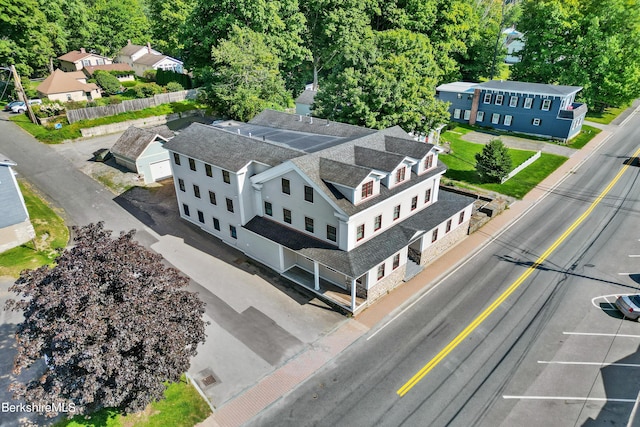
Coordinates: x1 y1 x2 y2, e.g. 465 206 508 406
66 89 198 124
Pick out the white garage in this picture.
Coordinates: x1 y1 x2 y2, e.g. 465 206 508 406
111 125 175 184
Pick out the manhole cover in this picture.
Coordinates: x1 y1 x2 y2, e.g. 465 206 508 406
202 375 216 386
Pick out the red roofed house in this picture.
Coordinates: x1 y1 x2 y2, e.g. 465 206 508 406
36 69 102 102
58 48 113 72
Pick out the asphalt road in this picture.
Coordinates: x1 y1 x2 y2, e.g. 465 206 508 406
247 115 640 427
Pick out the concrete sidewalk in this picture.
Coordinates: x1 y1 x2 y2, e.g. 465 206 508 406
197 114 627 426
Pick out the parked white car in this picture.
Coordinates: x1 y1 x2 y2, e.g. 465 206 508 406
11 99 42 113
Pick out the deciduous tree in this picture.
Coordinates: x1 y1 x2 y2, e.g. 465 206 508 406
512 0 640 109
313 29 450 135
199 26 292 121
5 222 206 417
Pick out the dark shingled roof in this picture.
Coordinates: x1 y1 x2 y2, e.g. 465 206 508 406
244 189 475 278
163 122 303 171
249 110 376 139
319 158 373 188
111 125 174 160
478 80 582 96
295 89 317 105
354 146 407 172
385 136 434 159
0 156 28 229
289 126 442 216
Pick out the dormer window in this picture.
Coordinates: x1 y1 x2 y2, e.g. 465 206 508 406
424 154 434 170
395 167 406 184
361 181 373 199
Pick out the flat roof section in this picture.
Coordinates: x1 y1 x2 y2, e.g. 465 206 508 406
211 121 350 153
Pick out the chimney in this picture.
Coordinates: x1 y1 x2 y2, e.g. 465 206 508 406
80 47 86 54
147 42 152 54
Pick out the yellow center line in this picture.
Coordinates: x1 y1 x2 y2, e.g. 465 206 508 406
397 146 640 397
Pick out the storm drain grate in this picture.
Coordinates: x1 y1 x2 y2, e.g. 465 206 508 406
202 375 216 386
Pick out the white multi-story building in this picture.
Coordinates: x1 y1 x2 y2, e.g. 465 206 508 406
163 111 475 313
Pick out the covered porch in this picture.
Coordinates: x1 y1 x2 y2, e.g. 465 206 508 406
282 266 366 314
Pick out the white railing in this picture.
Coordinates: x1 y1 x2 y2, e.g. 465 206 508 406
501 150 541 183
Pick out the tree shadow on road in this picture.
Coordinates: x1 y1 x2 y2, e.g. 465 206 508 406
0 323 63 427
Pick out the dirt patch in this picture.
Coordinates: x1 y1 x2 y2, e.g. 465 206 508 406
81 159 159 195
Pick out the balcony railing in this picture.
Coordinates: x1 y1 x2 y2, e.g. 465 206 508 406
558 102 587 119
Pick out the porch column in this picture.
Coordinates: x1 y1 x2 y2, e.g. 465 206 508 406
278 245 284 272
314 261 320 291
350 278 357 312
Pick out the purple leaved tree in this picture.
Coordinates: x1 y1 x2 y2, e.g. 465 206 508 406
5 222 206 417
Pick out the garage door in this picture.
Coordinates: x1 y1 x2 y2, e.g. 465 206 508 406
149 160 172 181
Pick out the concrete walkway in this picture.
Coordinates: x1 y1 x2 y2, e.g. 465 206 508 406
197 105 640 426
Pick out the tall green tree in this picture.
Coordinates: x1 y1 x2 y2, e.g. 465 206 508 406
313 29 450 134
145 0 196 58
182 0 307 77
0 0 55 76
84 0 151 56
513 0 640 109
300 0 375 90
199 26 293 121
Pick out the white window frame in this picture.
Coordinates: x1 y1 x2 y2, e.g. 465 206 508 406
476 111 484 122
463 110 471 120
504 115 513 126
523 97 533 109
541 99 552 111
509 96 518 107
532 118 541 126
483 93 492 104
491 113 500 124
495 94 504 105
453 109 461 119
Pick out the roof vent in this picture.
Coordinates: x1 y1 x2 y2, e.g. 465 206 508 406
298 115 302 121
309 117 313 124
237 129 240 134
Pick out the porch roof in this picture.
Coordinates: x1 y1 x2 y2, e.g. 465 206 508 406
243 189 476 278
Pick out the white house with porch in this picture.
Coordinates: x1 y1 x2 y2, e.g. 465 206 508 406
163 111 475 313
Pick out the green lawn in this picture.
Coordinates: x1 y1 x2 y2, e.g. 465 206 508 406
586 105 628 125
0 180 69 277
440 128 568 199
57 377 211 427
567 124 601 149
10 100 205 144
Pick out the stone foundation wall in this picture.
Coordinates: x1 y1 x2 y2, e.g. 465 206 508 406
366 264 407 304
420 221 469 266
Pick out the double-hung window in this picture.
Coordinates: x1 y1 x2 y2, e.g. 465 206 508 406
282 178 291 195
504 115 513 126
541 99 552 111
495 94 504 105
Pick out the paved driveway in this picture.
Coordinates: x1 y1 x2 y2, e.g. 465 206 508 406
460 130 578 157
0 113 344 420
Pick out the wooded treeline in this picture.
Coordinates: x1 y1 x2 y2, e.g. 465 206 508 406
2 0 639 127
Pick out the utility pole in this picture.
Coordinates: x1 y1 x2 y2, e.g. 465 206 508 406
10 65 37 125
